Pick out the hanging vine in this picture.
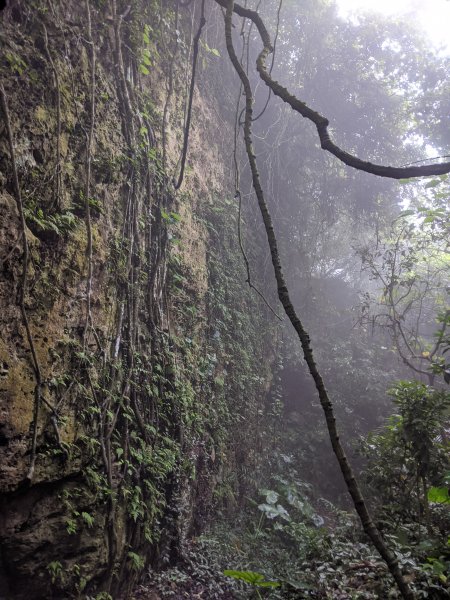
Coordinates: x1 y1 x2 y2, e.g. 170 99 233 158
83 0 96 346
0 85 43 484
223 2 415 598
174 0 206 189
42 22 62 209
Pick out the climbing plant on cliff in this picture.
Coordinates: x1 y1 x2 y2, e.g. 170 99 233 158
0 1 279 597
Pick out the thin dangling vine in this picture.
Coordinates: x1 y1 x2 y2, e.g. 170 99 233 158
0 85 43 484
174 0 206 189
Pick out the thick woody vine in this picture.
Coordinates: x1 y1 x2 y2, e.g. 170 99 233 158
207 0 448 597
0 85 43 483
222 1 416 597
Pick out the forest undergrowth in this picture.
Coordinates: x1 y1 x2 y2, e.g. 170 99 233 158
130 362 450 600
132 439 450 600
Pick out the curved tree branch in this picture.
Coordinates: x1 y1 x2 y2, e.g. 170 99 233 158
216 0 450 180
223 2 415 598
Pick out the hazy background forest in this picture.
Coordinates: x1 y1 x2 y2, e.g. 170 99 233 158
190 0 450 596
231 0 450 496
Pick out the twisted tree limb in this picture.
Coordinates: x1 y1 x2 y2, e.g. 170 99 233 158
223 2 415 598
216 0 450 180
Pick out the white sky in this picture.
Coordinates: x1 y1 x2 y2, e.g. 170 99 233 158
336 0 450 55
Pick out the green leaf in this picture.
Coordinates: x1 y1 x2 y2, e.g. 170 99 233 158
424 179 441 188
81 512 95 528
260 488 279 504
127 551 145 571
428 486 450 504
139 64 150 75
223 570 280 588
258 502 290 520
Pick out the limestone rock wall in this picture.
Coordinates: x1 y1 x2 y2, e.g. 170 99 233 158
0 2 275 598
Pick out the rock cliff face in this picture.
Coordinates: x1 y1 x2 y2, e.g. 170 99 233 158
0 2 275 598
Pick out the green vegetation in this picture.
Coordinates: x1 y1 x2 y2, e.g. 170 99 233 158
0 0 449 599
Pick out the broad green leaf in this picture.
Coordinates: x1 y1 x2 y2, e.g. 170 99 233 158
260 488 279 504
428 486 450 504
223 570 280 588
258 503 290 520
425 179 441 188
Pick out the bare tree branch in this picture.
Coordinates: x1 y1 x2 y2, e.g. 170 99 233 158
215 0 450 180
